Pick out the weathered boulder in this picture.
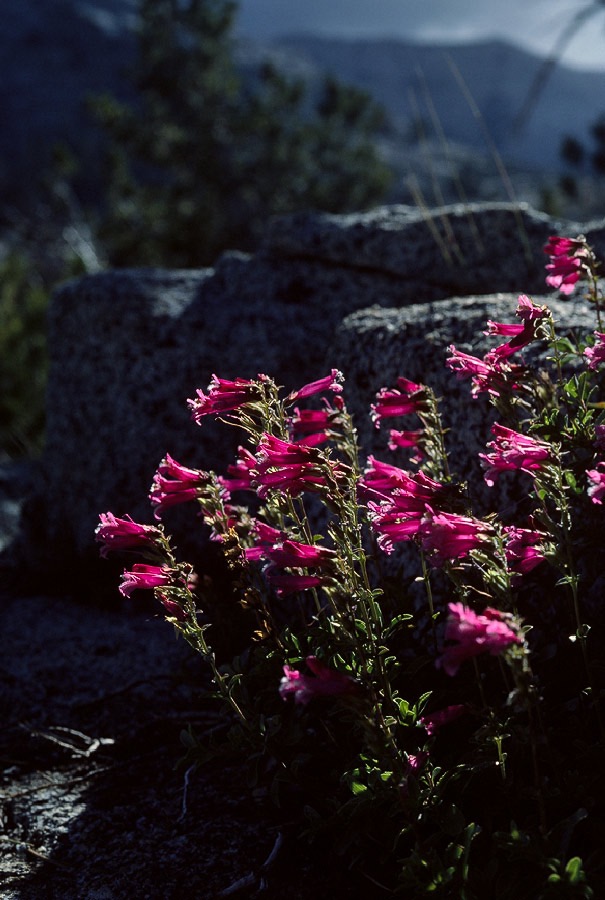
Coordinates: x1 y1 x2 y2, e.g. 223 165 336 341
10 202 605 582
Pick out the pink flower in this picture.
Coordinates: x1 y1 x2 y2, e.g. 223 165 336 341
587 462 605 504
363 464 447 553
265 570 327 596
437 602 522 676
288 405 341 447
119 563 172 597
543 236 590 295
388 429 424 454
419 704 466 736
244 521 288 561
158 594 190 622
287 369 344 402
484 296 551 361
584 332 605 370
279 656 359 705
95 513 161 558
371 377 427 427
480 424 553 486
420 510 494 566
503 525 548 575
265 539 337 569
150 454 211 517
446 346 520 397
188 374 263 422
254 434 336 499
218 446 257 492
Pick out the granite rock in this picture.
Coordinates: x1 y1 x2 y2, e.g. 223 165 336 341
12 202 605 580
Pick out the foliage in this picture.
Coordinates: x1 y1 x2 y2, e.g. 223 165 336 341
92 0 392 268
0 252 49 457
97 235 605 895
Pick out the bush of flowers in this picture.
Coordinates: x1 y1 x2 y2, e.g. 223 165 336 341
97 235 605 897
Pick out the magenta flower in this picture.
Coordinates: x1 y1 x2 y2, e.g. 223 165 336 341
388 428 424 454
419 704 466 736
446 346 519 397
157 594 190 622
188 374 264 422
587 463 605 504
420 510 494 567
371 376 427 427
265 539 336 569
584 332 605 370
503 525 548 576
363 464 447 553
119 563 172 597
95 513 161 558
244 521 287 561
218 446 257 492
480 423 553 486
543 236 590 295
150 453 211 517
254 434 336 499
288 406 339 447
437 602 522 676
279 656 359 705
265 570 327 596
484 295 550 361
287 369 344 402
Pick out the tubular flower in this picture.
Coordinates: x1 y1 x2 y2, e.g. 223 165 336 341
437 602 522 676
419 510 494 567
484 295 551 360
446 346 521 397
480 423 553 486
388 428 424 455
503 525 548 576
419 704 466 736
371 376 427 427
279 656 359 705
287 369 344 402
150 453 212 517
543 235 592 295
253 433 337 499
264 570 327 596
188 374 265 422
95 513 162 559
288 404 341 447
218 446 257 492
587 463 605 504
119 563 173 597
359 456 443 503
584 332 605 370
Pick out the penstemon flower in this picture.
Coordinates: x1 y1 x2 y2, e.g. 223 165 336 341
480 423 553 486
503 524 549 576
279 656 360 704
119 563 173 597
286 369 344 402
584 332 605 370
419 510 494 567
95 513 162 558
437 602 522 676
371 376 427 427
419 704 466 736
218 446 257 492
586 463 605 504
446 346 521 397
484 295 551 361
188 374 265 421
543 235 591 295
150 454 214 517
253 433 339 498
288 404 342 447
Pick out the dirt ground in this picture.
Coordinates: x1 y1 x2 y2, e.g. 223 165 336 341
0 588 385 900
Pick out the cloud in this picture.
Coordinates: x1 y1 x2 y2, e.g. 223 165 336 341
235 0 605 71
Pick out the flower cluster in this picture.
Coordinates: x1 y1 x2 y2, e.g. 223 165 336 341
96 233 605 895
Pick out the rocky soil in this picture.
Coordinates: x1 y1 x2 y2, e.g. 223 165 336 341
0 584 385 899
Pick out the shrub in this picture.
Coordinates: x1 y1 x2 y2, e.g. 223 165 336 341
98 235 605 896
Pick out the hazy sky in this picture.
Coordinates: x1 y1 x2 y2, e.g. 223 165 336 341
235 0 605 71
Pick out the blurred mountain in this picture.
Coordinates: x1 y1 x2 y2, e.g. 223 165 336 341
2 0 605 216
